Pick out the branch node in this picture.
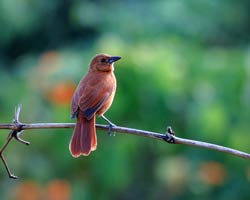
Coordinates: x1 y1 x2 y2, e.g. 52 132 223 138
164 126 175 143
11 104 30 145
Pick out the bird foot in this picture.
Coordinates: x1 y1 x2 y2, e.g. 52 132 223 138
107 123 116 136
101 115 116 136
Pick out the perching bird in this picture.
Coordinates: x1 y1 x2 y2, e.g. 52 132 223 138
69 53 121 157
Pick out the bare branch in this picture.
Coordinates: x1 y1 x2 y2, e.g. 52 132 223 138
0 121 250 159
0 105 250 178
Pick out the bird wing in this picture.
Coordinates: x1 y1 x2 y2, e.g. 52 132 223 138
71 74 114 120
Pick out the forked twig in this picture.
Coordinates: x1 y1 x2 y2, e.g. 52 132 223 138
0 105 30 179
0 130 16 179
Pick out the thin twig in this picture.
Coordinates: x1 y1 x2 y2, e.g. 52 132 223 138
0 131 17 179
0 105 30 179
0 122 250 159
0 105 250 179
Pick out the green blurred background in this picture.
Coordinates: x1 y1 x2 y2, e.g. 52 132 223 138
0 0 250 199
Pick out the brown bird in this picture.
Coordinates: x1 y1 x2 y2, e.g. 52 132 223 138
69 53 121 157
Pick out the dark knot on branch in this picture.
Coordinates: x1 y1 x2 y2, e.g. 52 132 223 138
163 126 175 143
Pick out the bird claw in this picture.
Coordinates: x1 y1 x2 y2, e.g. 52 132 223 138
107 123 116 136
101 115 116 136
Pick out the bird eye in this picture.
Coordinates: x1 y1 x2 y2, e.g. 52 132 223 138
100 58 106 63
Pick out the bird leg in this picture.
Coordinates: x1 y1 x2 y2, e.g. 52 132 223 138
101 115 116 136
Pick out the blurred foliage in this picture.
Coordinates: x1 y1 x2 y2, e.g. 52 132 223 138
0 0 250 200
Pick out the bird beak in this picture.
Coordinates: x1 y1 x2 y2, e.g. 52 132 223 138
107 56 121 64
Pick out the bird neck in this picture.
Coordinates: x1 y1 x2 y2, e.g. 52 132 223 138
88 64 114 73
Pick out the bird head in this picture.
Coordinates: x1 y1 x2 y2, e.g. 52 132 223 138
89 53 121 72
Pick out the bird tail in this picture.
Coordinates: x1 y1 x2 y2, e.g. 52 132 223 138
69 115 97 157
